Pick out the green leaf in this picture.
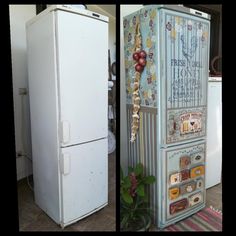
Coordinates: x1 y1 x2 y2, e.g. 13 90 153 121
122 176 131 188
136 184 145 197
143 194 149 203
134 163 143 176
128 166 133 174
143 176 156 184
122 190 133 204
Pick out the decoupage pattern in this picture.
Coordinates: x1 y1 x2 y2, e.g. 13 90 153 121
166 143 205 219
123 7 158 108
166 107 206 144
164 13 209 109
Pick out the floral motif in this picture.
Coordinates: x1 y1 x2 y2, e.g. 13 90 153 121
146 37 152 48
128 33 132 42
201 32 208 42
132 16 137 26
124 8 158 108
149 19 154 28
166 22 172 31
148 48 154 60
187 20 193 31
175 16 181 25
144 10 148 17
124 19 128 28
147 76 152 84
171 29 176 40
150 9 156 19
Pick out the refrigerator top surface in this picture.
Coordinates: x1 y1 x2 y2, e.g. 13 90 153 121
157 5 210 20
208 76 222 82
26 4 109 27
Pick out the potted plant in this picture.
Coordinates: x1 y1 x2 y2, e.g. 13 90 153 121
120 163 156 231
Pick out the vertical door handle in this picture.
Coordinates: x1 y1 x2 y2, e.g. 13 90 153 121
61 121 70 144
60 153 70 175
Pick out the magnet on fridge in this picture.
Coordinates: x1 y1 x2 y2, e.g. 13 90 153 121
180 169 190 181
170 172 181 185
169 198 188 215
169 187 180 200
180 181 196 195
191 152 204 164
190 165 205 178
189 192 203 207
180 155 191 169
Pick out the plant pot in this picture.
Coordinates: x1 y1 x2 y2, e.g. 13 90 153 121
136 214 152 231
121 214 152 232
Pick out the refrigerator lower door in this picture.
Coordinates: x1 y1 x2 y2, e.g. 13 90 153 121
60 138 108 227
158 140 206 228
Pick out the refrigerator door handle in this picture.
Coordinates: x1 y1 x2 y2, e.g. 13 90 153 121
60 153 71 175
61 120 71 144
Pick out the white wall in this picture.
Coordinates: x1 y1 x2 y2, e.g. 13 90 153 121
120 5 143 170
9 5 36 180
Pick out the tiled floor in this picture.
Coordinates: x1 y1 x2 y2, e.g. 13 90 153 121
205 183 222 211
18 152 116 231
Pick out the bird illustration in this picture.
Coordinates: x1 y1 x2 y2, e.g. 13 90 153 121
180 35 198 62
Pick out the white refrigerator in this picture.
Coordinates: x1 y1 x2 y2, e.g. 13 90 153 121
26 5 108 228
206 77 222 188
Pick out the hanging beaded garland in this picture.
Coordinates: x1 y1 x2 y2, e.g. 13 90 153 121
130 21 147 142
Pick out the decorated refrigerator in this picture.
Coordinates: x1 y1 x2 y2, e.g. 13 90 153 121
123 5 210 228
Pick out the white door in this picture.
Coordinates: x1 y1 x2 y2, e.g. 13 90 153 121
56 10 108 146
60 138 108 224
206 81 222 188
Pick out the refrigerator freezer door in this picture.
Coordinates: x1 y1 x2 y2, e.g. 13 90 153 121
159 9 210 146
60 138 108 226
158 141 206 228
56 10 108 147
